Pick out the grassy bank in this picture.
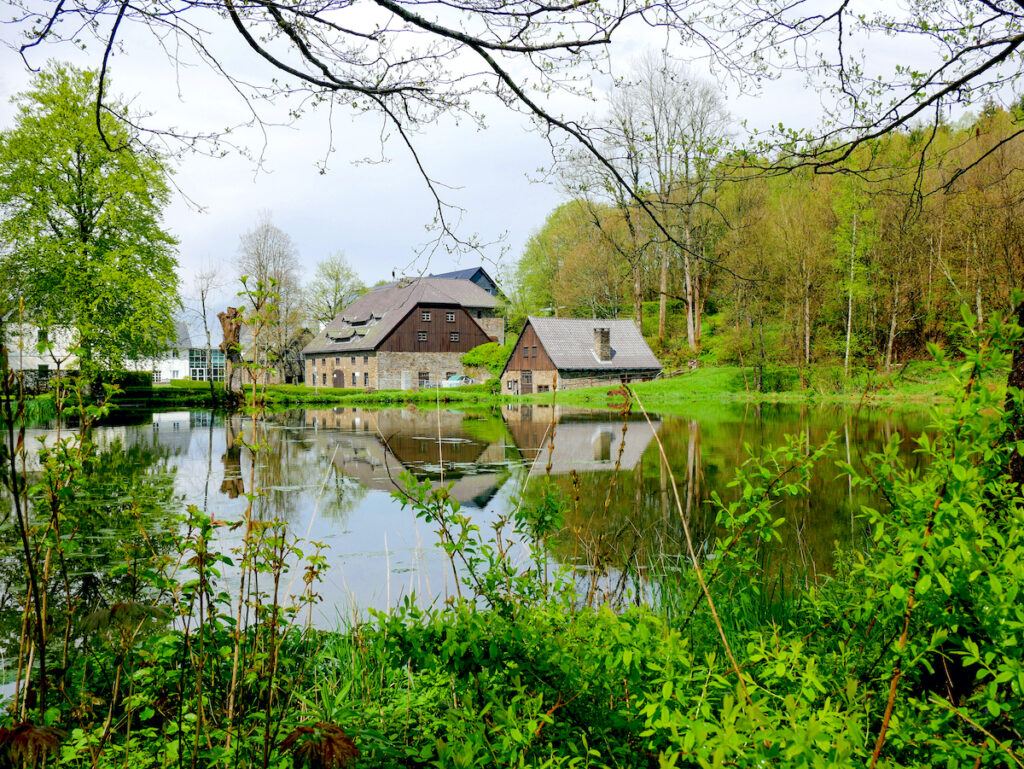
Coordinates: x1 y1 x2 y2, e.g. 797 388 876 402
520 360 1004 413
257 380 501 407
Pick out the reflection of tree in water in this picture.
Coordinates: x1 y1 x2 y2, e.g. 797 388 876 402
533 420 713 585
318 467 368 522
519 404 929 597
0 434 181 682
222 411 369 523
221 415 245 499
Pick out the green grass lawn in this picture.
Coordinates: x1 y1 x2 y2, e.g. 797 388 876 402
520 360 1002 413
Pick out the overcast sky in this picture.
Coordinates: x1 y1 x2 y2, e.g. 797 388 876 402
0 5 973 326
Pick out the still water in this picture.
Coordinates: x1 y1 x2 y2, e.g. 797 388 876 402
12 403 931 622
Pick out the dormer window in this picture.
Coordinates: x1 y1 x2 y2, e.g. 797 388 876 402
421 311 431 321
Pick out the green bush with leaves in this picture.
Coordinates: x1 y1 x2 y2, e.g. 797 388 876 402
460 339 516 378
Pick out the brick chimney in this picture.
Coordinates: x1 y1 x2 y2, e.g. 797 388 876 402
594 327 611 362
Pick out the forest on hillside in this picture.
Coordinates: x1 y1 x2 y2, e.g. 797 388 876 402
506 77 1024 380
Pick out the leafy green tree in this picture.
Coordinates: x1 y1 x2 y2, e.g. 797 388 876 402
306 251 365 327
0 63 179 371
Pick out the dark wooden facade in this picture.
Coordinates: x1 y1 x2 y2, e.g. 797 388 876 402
504 322 555 372
378 303 493 353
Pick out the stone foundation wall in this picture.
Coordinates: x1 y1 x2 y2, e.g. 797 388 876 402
501 369 657 393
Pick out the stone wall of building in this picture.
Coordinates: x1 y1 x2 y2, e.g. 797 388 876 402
476 317 505 346
501 367 559 394
305 351 379 389
302 350 494 390
378 351 477 390
501 369 656 394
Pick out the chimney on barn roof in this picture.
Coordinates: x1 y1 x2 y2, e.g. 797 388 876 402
594 326 611 362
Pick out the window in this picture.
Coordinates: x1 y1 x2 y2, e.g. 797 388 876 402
421 310 431 321
538 385 550 393
522 371 533 386
152 371 162 384
363 372 369 387
417 331 427 342
522 345 529 358
363 355 368 364
336 357 340 365
171 370 179 379
321 358 327 367
352 372 357 386
507 380 514 390
418 371 430 387
446 372 455 380
446 312 455 322
450 332 460 342
210 351 225 382
322 373 326 385
476 311 482 318
351 356 356 365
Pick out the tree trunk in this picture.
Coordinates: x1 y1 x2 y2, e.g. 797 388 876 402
885 276 899 369
845 214 857 378
694 245 704 347
683 228 696 350
658 243 668 344
803 256 811 366
756 303 766 393
1008 301 1024 491
218 307 244 397
202 305 216 402
632 260 643 331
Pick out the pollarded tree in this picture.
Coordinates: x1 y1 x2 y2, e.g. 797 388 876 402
0 63 179 371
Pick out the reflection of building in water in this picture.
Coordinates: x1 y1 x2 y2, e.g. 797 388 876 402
303 407 510 508
501 404 660 474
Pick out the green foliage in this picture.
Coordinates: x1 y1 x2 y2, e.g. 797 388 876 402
460 339 516 377
305 251 365 327
516 106 1024 374
1 310 1023 769
0 63 179 371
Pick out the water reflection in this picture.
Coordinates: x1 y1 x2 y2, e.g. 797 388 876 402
1 403 930 621
299 407 511 509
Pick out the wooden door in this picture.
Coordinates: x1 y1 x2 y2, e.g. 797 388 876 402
332 369 345 388
521 370 533 394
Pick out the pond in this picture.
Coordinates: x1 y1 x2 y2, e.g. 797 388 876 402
2 402 932 625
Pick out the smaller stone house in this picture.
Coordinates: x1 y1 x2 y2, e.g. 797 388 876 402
501 317 662 394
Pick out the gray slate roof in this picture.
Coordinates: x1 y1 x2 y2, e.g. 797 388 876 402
528 317 662 371
172 321 192 350
430 267 482 281
303 277 498 355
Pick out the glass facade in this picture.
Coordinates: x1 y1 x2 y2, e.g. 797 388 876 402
188 348 226 381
